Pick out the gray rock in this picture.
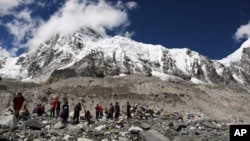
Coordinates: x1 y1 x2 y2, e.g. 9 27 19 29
24 119 46 130
0 115 17 130
53 122 65 129
174 136 200 141
168 121 174 127
128 126 143 134
201 121 221 129
140 122 151 130
140 130 170 141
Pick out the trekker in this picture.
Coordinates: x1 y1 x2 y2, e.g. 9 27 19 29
109 103 114 120
114 102 120 120
99 105 104 119
33 104 44 116
19 105 30 120
56 100 61 118
13 92 25 120
50 97 57 118
61 101 69 125
95 104 101 121
127 102 131 119
85 110 92 124
73 102 82 124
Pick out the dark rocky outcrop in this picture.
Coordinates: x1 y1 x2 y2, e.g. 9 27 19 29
47 69 77 83
0 85 7 90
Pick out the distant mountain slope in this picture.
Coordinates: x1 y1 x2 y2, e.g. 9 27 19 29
0 28 250 85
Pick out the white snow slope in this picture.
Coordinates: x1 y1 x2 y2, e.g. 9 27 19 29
0 29 250 85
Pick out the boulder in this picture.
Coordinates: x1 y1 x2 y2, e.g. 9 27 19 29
128 125 142 134
140 122 151 130
24 119 46 130
95 124 106 131
140 130 170 141
77 138 93 141
53 122 65 129
0 115 17 130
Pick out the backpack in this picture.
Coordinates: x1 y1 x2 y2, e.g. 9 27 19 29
56 101 61 110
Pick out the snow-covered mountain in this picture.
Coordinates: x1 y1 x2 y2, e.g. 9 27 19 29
0 28 250 85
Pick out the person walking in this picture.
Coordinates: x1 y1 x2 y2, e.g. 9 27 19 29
73 102 81 124
13 92 25 120
114 102 120 120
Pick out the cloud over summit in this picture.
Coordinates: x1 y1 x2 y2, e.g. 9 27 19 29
234 21 250 42
0 0 137 56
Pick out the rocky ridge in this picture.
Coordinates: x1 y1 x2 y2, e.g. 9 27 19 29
0 29 250 87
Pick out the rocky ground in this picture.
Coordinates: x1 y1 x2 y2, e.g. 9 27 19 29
1 74 250 140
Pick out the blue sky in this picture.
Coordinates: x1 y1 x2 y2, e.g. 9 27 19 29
0 0 250 59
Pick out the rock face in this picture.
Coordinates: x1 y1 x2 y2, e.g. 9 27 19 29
0 28 250 86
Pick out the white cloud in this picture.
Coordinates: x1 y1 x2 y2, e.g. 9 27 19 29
0 0 39 50
125 1 138 10
0 0 20 16
0 46 17 57
0 0 34 16
0 0 137 55
5 9 43 48
28 0 137 49
123 31 135 38
234 21 250 41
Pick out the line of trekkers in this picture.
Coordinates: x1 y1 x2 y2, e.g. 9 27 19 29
12 92 133 126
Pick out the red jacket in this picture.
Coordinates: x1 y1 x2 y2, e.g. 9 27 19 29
95 105 103 111
51 99 57 109
13 95 25 110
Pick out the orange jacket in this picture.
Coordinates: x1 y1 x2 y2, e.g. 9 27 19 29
51 99 57 109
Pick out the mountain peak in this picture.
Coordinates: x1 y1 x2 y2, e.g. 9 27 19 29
219 38 250 66
1 34 250 86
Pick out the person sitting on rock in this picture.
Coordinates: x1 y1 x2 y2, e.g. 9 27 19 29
19 105 30 120
131 104 138 113
84 110 93 124
140 105 148 113
33 104 44 116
